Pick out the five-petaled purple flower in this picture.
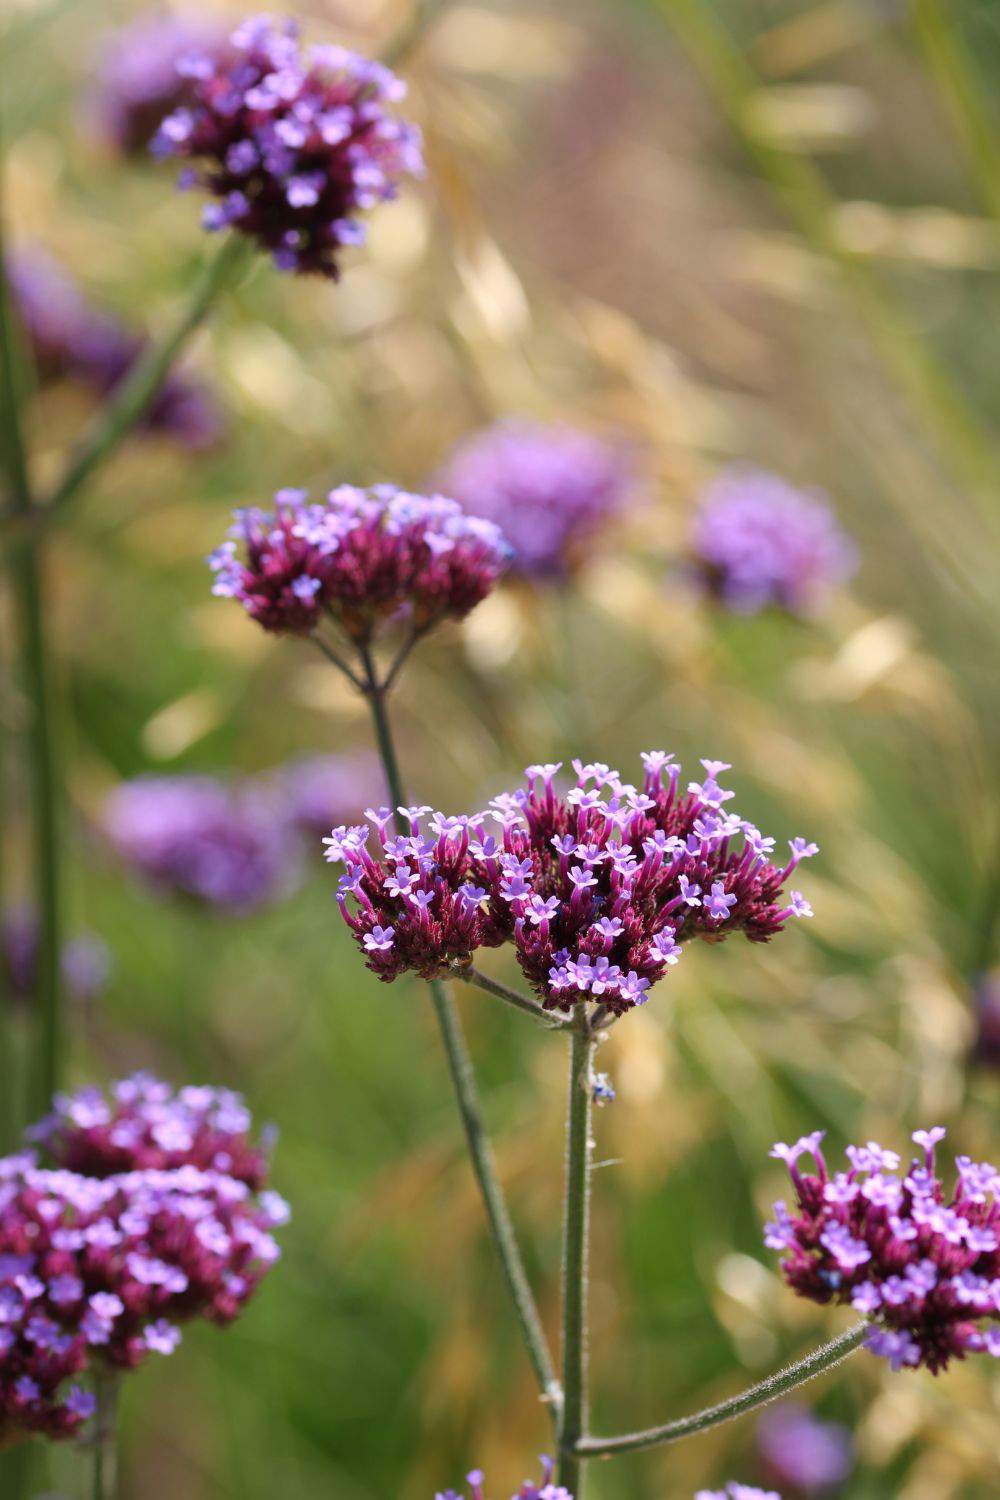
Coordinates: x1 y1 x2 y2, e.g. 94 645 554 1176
208 484 509 639
765 1127 1000 1373
436 1457 572 1500
435 419 637 580
151 15 424 277
330 753 815 1015
691 468 857 617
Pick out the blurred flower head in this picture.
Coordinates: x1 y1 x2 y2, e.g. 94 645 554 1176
756 1404 852 1496
2 907 110 1008
436 419 637 581
0 1143 287 1445
103 774 299 913
691 468 857 617
5 247 222 449
330 753 815 1014
697 1488 782 1500
29 1073 276 1191
152 14 424 277
267 752 382 839
970 970 1000 1069
765 1127 1000 1373
436 1457 572 1499
90 11 228 156
209 484 510 641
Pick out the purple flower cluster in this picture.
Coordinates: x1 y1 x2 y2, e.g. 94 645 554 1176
436 419 636 580
437 1458 572 1500
0 1135 287 1446
757 1404 852 1496
766 1128 1000 1373
2 907 110 1009
691 468 857 617
209 485 509 640
103 774 298 913
91 12 227 156
330 754 815 1016
269 752 382 839
152 15 424 277
5 248 222 450
28 1075 272 1190
697 1488 781 1500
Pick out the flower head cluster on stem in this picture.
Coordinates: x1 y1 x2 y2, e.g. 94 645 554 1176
329 753 815 1015
209 484 509 641
436 1457 572 1500
152 14 424 277
766 1128 1000 1373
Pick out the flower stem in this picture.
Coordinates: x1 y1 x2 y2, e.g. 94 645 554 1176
354 648 560 1414
909 0 1000 223
452 963 570 1029
574 1323 867 1458
92 1371 119 1500
0 185 62 1120
558 1020 594 1496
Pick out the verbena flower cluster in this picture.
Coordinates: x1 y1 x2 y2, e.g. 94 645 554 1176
697 1487 781 1500
329 754 815 1015
152 15 424 277
436 419 636 580
0 1079 287 1447
691 468 857 617
91 12 227 156
437 1458 571 1500
756 1403 852 1496
766 1128 1000 1373
209 485 509 639
5 248 221 450
2 907 110 1009
103 774 299 913
28 1074 272 1189
268 752 382 839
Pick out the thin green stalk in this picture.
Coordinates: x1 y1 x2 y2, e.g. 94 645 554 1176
557 1021 594 1496
653 0 1000 517
910 0 1000 223
575 1323 867 1457
92 1371 119 1500
355 647 560 1413
0 192 62 1120
453 963 569 1029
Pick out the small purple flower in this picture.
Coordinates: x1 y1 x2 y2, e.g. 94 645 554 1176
435 1456 573 1499
691 467 857 617
436 419 638 580
697 1487 782 1500
152 17 424 278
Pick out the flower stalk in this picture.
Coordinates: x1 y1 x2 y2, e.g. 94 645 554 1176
558 1020 594 1495
92 1371 119 1500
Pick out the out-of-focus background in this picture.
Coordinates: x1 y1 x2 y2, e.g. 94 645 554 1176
2 0 1000 1494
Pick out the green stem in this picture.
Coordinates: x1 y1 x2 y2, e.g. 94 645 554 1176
452 963 569 1029
909 0 1000 223
653 0 1000 516
0 187 61 1121
557 1021 594 1496
92 1371 119 1500
575 1323 867 1458
355 649 560 1414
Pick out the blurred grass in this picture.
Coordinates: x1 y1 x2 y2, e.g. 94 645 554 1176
2 0 1000 1495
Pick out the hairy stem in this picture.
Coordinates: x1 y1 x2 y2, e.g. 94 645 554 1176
575 1323 867 1458
452 963 569 1029
0 192 62 1119
355 649 560 1413
558 1021 594 1495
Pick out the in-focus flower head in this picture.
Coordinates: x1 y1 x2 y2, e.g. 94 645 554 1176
29 1073 274 1190
103 774 299 913
756 1403 852 1496
0 1146 287 1445
332 754 815 1015
435 1457 572 1499
691 468 857 617
2 907 110 1009
208 484 510 639
90 12 228 155
152 15 424 277
5 247 222 449
765 1127 1000 1373
436 419 637 580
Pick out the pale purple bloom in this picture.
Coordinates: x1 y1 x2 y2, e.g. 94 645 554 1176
757 1404 852 1495
89 12 228 155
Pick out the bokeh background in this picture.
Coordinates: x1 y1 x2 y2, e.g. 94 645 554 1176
3 0 1000 1495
